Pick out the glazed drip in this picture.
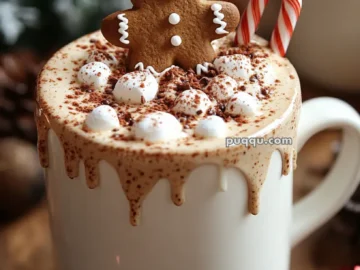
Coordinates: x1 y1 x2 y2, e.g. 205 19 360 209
35 92 299 225
35 107 50 168
84 157 100 189
114 160 192 226
62 141 80 178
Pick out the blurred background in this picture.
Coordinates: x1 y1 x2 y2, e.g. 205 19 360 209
0 0 359 269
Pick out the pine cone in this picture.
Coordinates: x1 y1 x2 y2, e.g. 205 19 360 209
0 50 44 144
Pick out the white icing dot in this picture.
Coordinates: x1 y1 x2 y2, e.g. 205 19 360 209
113 71 159 105
206 74 237 102
171 35 182 47
195 116 227 138
211 3 222 11
173 89 212 116
134 112 183 142
85 105 120 132
214 55 252 80
169 13 181 25
226 92 260 117
78 62 111 89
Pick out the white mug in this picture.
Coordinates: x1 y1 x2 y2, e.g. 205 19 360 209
46 97 360 270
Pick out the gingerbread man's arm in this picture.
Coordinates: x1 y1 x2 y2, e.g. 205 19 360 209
101 10 138 49
206 1 240 41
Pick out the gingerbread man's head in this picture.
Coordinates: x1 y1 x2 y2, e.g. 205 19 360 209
102 0 240 72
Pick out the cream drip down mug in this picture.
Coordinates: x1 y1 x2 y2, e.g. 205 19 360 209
37 32 360 270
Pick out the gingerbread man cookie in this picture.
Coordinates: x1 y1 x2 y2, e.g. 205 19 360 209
101 0 240 72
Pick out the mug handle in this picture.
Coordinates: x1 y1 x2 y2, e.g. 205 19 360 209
291 97 360 247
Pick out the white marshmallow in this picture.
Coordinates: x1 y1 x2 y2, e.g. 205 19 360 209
113 71 158 104
244 83 261 96
195 116 227 138
255 60 276 85
85 105 120 132
78 62 111 89
87 50 118 67
173 89 211 116
226 92 260 117
134 112 183 142
214 55 252 80
206 74 237 102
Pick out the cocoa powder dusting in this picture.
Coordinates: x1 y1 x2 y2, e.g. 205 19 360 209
36 32 301 226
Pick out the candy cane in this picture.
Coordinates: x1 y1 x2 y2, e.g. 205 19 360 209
270 0 302 56
235 0 269 45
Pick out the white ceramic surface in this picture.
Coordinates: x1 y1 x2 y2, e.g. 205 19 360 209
46 97 360 270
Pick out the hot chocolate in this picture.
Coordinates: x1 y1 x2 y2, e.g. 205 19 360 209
36 31 301 226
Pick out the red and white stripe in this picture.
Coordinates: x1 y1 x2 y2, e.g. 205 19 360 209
270 0 302 56
235 0 269 45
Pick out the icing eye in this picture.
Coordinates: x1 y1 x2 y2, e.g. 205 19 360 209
169 13 181 25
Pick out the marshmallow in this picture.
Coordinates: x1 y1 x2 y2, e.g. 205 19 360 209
85 105 120 132
206 74 237 102
226 92 260 117
255 60 276 85
244 83 261 97
134 112 183 142
87 50 118 67
172 89 211 116
78 62 111 89
214 55 252 80
195 116 227 138
113 71 159 104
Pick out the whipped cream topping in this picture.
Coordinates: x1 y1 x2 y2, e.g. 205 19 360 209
206 74 237 102
195 115 227 138
113 71 158 104
85 105 120 132
36 32 301 225
214 54 252 80
134 112 183 142
77 62 111 89
40 32 299 148
225 92 260 117
172 89 212 116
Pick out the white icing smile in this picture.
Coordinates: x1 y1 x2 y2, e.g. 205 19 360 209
117 13 130 44
211 4 228 35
